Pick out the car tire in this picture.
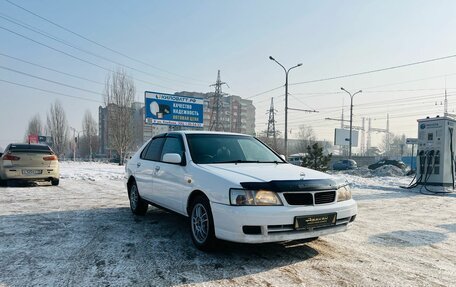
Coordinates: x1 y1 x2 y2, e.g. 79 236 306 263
190 195 217 251
128 182 148 215
51 179 59 186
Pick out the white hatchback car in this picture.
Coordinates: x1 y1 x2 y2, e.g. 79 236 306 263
125 131 357 250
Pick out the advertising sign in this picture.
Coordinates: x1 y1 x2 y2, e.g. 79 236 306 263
334 128 359 147
405 138 418 145
28 134 39 144
145 91 204 127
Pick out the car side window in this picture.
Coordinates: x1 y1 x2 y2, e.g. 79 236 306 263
143 137 165 161
161 137 184 159
140 142 151 159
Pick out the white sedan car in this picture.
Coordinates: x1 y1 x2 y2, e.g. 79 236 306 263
125 131 357 250
0 143 60 186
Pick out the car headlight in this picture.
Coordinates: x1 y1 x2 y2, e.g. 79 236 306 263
230 189 283 206
336 185 352 202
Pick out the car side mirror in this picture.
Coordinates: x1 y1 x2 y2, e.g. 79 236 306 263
162 153 182 164
0 153 2 158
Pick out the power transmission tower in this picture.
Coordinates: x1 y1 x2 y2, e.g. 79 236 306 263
209 70 228 131
266 97 278 149
367 115 390 153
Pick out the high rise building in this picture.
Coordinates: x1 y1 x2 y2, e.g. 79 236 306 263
177 91 255 135
98 102 145 156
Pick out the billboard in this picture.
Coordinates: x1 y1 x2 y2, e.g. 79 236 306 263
406 138 418 145
145 91 204 127
28 135 52 145
334 128 359 147
28 134 39 144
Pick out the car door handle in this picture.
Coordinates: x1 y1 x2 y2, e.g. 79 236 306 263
137 162 141 168
155 165 160 171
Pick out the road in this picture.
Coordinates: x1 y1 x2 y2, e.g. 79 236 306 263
0 164 455 286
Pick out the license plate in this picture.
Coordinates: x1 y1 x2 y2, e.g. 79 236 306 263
22 169 42 175
294 213 337 230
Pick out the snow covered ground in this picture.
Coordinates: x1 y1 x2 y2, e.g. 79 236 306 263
1 162 455 286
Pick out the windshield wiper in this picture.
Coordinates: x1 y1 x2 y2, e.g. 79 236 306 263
214 160 283 164
214 160 260 164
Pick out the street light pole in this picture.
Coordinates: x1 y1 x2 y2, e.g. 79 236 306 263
340 87 362 159
269 56 302 158
70 127 82 161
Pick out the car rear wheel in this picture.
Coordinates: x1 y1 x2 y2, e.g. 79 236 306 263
190 195 216 251
51 179 59 186
128 182 148 215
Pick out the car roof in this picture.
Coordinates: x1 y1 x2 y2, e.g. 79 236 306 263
158 131 252 137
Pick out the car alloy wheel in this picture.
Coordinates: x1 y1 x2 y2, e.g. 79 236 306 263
130 184 139 210
191 203 209 244
128 181 148 215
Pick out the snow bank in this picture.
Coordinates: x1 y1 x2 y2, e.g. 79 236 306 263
334 165 407 178
371 165 407 177
59 161 125 181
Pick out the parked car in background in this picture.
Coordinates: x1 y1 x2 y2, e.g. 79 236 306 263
125 131 357 250
333 159 357 170
288 153 306 166
368 159 407 170
0 144 60 186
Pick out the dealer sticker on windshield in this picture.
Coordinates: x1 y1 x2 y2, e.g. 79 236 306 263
294 213 337 230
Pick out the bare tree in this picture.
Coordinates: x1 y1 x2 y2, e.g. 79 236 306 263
296 124 316 153
104 68 135 165
46 100 69 157
380 133 409 157
82 110 98 160
25 114 43 141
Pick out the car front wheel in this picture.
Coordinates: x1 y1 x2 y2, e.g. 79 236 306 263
128 182 148 215
190 195 217 251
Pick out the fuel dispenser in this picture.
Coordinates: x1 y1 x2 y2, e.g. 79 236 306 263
413 116 456 192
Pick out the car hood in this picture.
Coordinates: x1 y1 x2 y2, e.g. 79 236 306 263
196 162 334 183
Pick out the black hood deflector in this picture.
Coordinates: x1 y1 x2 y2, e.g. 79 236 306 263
240 178 346 192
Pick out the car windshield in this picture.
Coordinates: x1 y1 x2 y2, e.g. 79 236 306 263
186 134 285 164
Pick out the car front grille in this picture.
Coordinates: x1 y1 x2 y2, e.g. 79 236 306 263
283 191 336 205
314 191 336 204
283 193 313 205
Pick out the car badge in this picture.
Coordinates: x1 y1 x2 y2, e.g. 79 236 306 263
299 172 306 180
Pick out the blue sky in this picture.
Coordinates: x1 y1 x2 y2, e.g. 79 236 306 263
1 0 456 150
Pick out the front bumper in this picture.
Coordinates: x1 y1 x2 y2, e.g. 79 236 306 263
211 199 357 243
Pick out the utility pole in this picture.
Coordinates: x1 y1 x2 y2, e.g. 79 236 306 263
367 118 372 152
386 113 390 155
266 97 278 150
341 106 345 156
209 70 228 131
367 116 390 154
269 56 302 158
340 87 362 159
361 117 366 155
70 127 81 161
